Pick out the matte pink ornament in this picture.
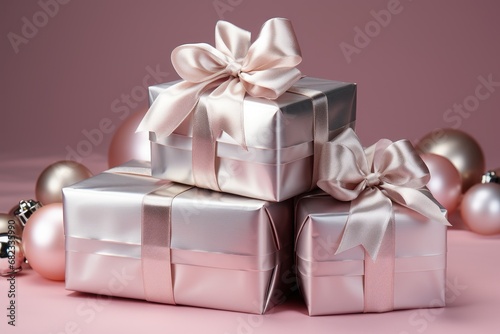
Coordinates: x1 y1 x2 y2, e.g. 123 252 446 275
108 108 151 168
22 203 65 281
420 153 462 214
460 183 500 235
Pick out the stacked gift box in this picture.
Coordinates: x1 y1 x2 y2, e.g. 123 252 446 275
62 18 449 315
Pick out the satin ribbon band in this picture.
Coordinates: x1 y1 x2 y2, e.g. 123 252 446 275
141 183 192 304
296 252 446 277
287 86 329 190
187 84 333 192
363 217 395 313
107 162 186 304
192 95 220 191
66 237 285 272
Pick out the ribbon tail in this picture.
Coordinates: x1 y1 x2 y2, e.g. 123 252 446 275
382 184 451 226
136 80 220 138
335 188 393 260
206 78 247 149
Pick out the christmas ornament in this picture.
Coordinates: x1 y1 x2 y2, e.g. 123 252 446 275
36 161 92 205
108 108 150 168
0 214 24 276
416 128 485 192
13 199 42 227
420 153 462 213
22 203 65 281
460 182 500 235
482 170 500 184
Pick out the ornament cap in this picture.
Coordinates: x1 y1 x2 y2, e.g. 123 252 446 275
14 199 42 227
482 171 500 184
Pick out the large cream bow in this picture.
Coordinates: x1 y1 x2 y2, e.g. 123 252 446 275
137 18 302 149
317 128 450 260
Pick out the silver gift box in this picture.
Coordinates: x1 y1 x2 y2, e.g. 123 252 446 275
295 192 447 316
63 160 294 314
148 77 356 201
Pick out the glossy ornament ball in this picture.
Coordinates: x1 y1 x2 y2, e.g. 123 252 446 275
416 129 485 192
36 161 92 205
460 183 500 235
0 214 24 276
0 214 24 239
0 237 24 276
420 153 462 214
22 203 65 280
108 108 151 168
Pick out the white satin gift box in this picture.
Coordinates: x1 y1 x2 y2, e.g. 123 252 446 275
62 160 295 314
148 77 356 202
295 191 447 316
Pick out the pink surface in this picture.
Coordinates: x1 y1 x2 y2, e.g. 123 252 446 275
1 156 500 333
1 1 500 169
0 230 498 333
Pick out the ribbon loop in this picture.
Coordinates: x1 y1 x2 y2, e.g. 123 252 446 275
318 128 450 260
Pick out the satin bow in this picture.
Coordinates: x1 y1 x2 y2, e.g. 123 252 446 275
317 128 450 260
137 18 302 149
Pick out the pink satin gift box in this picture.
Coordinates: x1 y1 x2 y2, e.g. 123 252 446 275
62 160 294 314
295 191 447 316
148 77 356 202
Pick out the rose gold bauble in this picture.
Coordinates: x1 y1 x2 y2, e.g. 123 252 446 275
22 203 65 281
36 161 92 205
416 129 485 192
108 108 151 168
420 153 462 214
460 183 500 235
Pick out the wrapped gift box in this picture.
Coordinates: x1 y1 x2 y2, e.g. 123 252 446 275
62 160 294 314
295 191 447 316
148 77 356 201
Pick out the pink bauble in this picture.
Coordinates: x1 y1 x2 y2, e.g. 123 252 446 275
415 128 485 192
108 108 151 168
460 183 500 235
22 203 65 281
420 153 462 214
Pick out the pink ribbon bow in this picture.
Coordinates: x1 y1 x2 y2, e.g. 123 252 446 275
317 128 450 260
137 18 302 149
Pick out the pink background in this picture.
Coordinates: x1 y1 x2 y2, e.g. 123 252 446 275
1 0 499 168
1 2 500 331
